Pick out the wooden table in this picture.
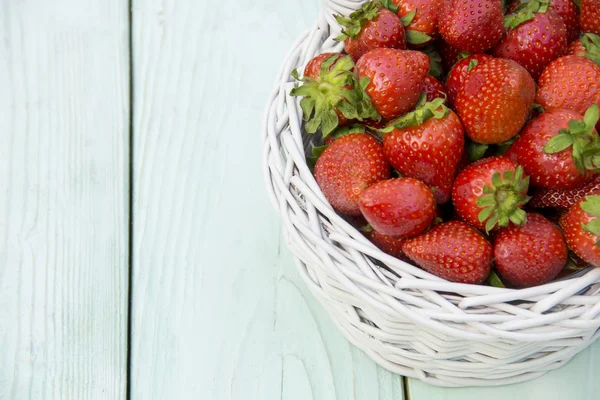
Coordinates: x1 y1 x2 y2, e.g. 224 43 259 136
1 0 599 398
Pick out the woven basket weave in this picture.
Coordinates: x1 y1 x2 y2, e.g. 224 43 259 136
262 0 600 387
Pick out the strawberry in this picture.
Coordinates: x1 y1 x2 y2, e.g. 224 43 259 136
581 0 600 35
422 75 447 102
445 53 493 106
548 0 580 43
356 48 430 120
402 221 493 284
366 227 408 259
382 98 465 203
455 58 535 144
291 54 379 137
335 1 407 61
560 194 600 267
392 0 442 47
536 56 600 132
359 177 436 237
438 0 504 53
530 174 600 208
567 33 600 66
494 213 568 287
315 133 390 215
452 156 531 232
508 106 600 190
494 0 567 80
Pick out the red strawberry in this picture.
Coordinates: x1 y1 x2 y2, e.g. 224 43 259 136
494 1 567 80
494 213 568 287
509 106 600 190
402 221 493 284
291 54 379 137
382 98 465 203
438 39 464 72
567 38 587 56
530 174 600 208
445 53 493 106
581 0 600 35
452 156 531 232
536 56 600 132
549 0 580 43
356 48 430 120
315 133 390 215
367 227 408 259
566 33 600 66
438 0 504 53
335 2 407 61
560 194 600 267
359 177 436 237
455 58 535 144
422 75 447 102
393 0 442 47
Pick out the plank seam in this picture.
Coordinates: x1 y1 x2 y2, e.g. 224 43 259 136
126 0 134 398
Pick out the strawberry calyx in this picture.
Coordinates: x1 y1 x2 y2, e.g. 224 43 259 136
543 104 600 174
379 96 450 133
422 45 443 79
335 1 397 41
477 165 531 232
504 0 550 30
580 33 600 66
290 55 380 137
400 9 433 45
580 195 600 245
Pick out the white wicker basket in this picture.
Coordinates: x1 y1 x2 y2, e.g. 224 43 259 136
262 0 600 387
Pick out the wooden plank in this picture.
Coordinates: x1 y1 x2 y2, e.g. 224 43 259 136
0 1 129 398
407 341 600 399
130 0 404 398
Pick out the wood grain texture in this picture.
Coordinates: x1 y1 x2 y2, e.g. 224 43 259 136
0 1 129 398
407 340 600 399
130 0 403 398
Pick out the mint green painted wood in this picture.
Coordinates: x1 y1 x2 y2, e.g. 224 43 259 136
407 341 600 399
130 0 403 398
0 0 129 398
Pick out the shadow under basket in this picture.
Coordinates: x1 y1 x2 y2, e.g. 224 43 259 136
261 0 600 387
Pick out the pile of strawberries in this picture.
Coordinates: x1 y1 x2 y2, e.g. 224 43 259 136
290 0 600 288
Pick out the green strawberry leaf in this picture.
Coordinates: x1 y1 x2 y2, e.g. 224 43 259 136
400 10 417 26
504 0 551 29
583 218 600 239
334 2 382 41
544 133 575 153
468 141 489 161
422 45 443 79
488 270 506 288
381 97 449 132
380 0 399 13
584 104 600 129
580 195 600 218
291 54 380 136
312 144 329 158
532 103 545 113
466 59 479 73
458 51 471 60
406 30 432 45
476 165 530 233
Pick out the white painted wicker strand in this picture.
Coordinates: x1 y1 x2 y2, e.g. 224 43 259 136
262 0 600 387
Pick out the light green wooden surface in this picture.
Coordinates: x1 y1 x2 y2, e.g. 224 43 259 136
129 0 404 398
1 0 600 399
